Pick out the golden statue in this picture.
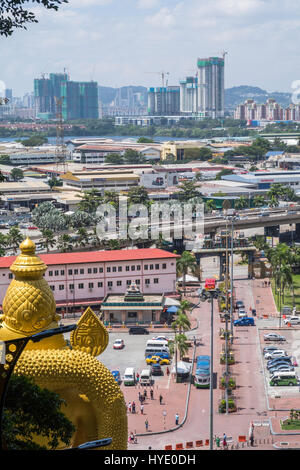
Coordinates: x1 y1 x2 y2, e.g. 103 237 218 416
0 238 127 449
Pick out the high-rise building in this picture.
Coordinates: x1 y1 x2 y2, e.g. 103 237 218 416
34 73 98 120
147 86 180 115
179 76 198 114
196 57 225 118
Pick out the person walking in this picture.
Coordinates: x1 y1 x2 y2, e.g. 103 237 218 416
128 401 132 413
132 401 136 414
145 418 149 431
140 403 144 415
159 394 163 405
166 367 170 376
175 413 179 425
222 433 227 450
143 388 147 399
150 389 153 400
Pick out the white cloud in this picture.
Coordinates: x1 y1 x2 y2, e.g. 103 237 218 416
137 0 159 9
145 7 176 28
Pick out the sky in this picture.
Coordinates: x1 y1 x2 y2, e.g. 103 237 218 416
1 0 300 96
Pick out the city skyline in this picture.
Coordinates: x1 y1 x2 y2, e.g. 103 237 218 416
1 0 300 97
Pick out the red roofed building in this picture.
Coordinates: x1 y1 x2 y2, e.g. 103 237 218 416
0 248 179 320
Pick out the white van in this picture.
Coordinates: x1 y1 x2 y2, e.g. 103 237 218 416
139 369 152 386
146 340 169 348
123 368 135 386
144 346 170 358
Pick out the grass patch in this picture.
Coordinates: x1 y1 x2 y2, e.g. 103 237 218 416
271 274 300 310
281 420 300 430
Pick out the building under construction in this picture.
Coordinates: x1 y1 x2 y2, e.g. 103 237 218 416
34 73 98 120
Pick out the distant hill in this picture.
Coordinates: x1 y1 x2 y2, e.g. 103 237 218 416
225 85 292 110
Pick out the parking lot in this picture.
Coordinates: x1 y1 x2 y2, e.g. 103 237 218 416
260 327 300 396
96 331 174 384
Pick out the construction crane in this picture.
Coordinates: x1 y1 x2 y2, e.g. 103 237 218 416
146 71 170 88
221 50 228 60
54 96 68 174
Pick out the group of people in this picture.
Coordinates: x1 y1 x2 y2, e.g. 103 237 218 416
128 431 137 444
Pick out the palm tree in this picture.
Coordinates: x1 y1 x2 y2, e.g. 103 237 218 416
0 232 7 256
171 311 191 382
40 229 56 253
75 227 90 248
253 195 265 208
76 189 103 214
176 333 190 360
57 234 73 253
176 251 197 294
6 227 23 254
234 196 248 210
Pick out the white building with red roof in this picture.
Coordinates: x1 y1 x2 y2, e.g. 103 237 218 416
0 248 179 320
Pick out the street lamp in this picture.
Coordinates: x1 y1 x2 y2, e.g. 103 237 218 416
198 280 223 451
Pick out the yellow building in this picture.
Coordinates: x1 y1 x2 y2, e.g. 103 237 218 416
160 140 207 161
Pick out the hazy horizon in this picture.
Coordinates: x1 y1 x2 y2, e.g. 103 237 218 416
1 0 299 96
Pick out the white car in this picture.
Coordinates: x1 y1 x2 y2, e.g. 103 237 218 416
264 333 286 342
264 349 287 360
152 336 170 342
283 316 300 325
238 309 247 318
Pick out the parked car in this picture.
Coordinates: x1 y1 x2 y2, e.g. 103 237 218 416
151 364 164 376
268 364 295 375
152 336 170 342
146 355 170 365
113 339 125 350
283 316 300 325
264 349 287 360
234 317 255 326
263 345 280 354
267 357 292 370
129 326 149 335
238 309 247 318
27 225 38 230
264 333 286 342
236 300 245 310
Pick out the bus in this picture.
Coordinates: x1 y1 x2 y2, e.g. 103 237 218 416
194 355 210 389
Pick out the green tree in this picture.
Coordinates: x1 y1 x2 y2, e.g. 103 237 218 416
215 168 234 180
176 251 197 294
57 234 73 253
123 149 146 164
10 168 23 181
6 227 23 253
47 176 63 191
76 189 103 214
137 137 154 143
21 135 48 147
0 1 67 37
105 153 124 164
75 227 90 248
127 186 150 206
3 375 75 450
0 232 7 256
205 199 216 213
40 229 56 253
234 196 248 210
177 180 201 202
253 195 266 207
